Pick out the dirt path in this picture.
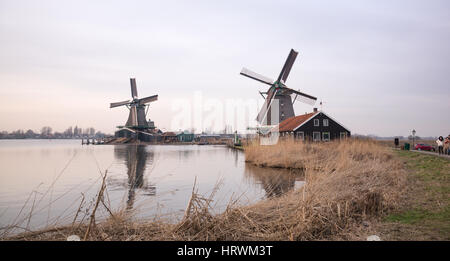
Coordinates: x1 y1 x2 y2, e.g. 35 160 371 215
410 149 450 159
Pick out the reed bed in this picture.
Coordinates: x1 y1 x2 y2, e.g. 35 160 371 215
5 138 407 241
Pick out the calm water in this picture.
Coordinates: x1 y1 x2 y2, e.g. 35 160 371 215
0 139 304 234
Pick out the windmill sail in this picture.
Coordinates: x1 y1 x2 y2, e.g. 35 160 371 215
291 93 317 105
288 88 317 105
277 49 298 83
138 95 158 105
240 68 274 86
110 100 131 108
256 88 277 124
130 78 138 99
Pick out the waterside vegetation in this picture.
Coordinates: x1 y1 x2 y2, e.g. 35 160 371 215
4 138 448 241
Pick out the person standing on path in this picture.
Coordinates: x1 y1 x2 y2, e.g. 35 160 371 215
436 136 444 155
444 135 450 155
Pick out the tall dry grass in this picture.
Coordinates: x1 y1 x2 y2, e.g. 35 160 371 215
5 138 407 241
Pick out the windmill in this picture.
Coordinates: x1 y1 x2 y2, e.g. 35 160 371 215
240 49 317 126
110 78 158 134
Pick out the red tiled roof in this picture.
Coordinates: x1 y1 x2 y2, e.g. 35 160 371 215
276 112 317 132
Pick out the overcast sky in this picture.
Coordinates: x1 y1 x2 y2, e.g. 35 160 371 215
1 0 449 136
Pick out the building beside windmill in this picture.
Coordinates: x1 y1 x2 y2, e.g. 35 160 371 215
161 132 178 143
240 48 350 141
274 108 350 141
177 131 195 142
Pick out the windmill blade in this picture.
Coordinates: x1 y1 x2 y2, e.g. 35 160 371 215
110 100 131 108
256 88 277 123
138 94 158 105
293 94 317 106
240 68 274 86
288 88 317 105
277 49 298 83
130 78 138 99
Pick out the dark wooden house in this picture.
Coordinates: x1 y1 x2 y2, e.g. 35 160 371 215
274 108 350 141
162 132 178 143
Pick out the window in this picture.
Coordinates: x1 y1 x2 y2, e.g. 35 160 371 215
340 132 347 139
322 132 330 141
323 119 329 127
296 132 304 140
314 119 319 126
313 132 320 141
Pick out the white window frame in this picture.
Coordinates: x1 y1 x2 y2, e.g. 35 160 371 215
322 132 330 141
314 119 319 127
323 119 329 127
313 131 321 141
296 131 304 141
340 132 347 139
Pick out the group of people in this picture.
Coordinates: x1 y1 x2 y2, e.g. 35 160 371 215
436 135 450 155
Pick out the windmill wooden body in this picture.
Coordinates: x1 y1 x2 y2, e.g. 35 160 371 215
240 49 317 126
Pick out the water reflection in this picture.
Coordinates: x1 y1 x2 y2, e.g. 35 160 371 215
113 145 156 209
244 164 304 198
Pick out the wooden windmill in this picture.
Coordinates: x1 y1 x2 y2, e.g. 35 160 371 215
240 49 317 126
110 78 158 132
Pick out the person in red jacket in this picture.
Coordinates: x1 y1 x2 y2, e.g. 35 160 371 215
444 135 450 155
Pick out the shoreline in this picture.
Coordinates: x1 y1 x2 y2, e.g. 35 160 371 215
4 138 414 241
4 139 448 241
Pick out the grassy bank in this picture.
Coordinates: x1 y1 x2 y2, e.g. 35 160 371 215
5 139 411 241
376 150 450 240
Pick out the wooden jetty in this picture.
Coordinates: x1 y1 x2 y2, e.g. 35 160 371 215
81 137 113 145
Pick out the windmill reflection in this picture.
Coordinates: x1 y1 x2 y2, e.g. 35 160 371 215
244 164 304 198
114 145 156 210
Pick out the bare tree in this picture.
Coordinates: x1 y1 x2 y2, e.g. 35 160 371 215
41 126 52 137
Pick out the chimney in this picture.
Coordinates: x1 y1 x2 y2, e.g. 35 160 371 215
313 107 318 113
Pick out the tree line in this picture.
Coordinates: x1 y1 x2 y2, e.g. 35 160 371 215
0 126 112 139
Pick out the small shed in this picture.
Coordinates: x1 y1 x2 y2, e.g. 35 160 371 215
162 132 178 143
177 131 195 142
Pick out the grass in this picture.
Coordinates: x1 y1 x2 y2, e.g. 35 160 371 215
378 150 450 240
3 138 415 241
385 207 450 225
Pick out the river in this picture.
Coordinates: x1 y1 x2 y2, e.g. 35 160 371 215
0 139 304 235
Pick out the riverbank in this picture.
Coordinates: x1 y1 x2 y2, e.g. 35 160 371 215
4 138 414 241
374 150 449 240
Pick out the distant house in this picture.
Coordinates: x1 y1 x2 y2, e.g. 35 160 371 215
196 134 220 143
274 108 350 141
162 132 178 142
177 131 194 142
